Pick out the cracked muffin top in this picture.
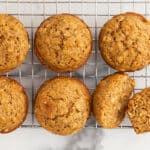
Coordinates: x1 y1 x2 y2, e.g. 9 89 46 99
34 77 91 135
99 12 150 72
0 14 30 73
0 76 28 133
34 14 92 73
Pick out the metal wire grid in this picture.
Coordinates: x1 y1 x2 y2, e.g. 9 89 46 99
0 0 150 129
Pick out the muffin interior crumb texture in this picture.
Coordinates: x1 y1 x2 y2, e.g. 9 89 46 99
99 12 150 71
93 73 135 128
0 76 28 133
0 14 29 73
127 88 150 134
35 14 92 73
34 77 91 135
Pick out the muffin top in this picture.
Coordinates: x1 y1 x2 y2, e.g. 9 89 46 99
34 77 91 135
99 12 150 71
0 76 28 133
34 14 92 73
127 88 150 134
0 14 29 73
93 72 135 128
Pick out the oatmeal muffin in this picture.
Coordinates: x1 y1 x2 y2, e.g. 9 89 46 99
93 72 135 128
127 88 150 134
34 77 91 135
0 76 28 133
34 14 92 73
0 14 30 73
99 12 150 71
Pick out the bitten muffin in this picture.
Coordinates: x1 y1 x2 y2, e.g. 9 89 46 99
34 14 92 73
99 12 150 72
0 76 28 133
0 14 30 73
127 88 150 134
93 72 135 128
34 77 91 135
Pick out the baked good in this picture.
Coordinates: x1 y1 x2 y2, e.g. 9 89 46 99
99 12 150 72
34 14 92 73
93 72 135 128
0 14 30 73
127 87 150 134
0 76 28 133
34 77 91 135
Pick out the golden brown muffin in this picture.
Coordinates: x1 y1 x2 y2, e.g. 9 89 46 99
34 77 91 135
34 14 92 73
127 88 150 134
0 14 30 73
99 12 150 72
0 76 28 133
93 72 135 128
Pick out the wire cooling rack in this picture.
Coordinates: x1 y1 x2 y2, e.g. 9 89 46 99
0 0 150 129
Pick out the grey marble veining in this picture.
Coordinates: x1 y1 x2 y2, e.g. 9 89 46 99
64 128 103 150
39 128 104 150
0 127 150 150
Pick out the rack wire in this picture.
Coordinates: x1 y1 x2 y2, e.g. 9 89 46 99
0 0 150 128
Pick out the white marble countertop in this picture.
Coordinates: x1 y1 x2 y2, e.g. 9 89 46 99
0 128 150 150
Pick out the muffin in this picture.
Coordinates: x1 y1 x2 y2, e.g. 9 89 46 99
34 77 91 135
34 14 92 73
93 72 135 128
0 14 30 73
99 12 150 72
127 88 150 134
0 76 28 133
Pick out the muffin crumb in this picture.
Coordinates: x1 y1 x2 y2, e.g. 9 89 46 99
127 87 150 134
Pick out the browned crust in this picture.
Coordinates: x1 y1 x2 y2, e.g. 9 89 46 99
0 76 28 134
92 72 135 128
92 72 130 113
99 12 150 72
99 71 127 82
34 76 91 135
0 14 30 74
93 72 131 94
34 13 93 73
127 87 150 134
113 12 149 22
